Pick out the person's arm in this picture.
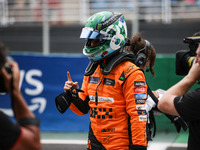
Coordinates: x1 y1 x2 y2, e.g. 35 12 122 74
1 61 41 150
58 71 90 115
123 70 147 150
158 58 200 116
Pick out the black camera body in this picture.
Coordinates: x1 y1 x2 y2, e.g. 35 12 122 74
176 36 200 76
0 64 12 93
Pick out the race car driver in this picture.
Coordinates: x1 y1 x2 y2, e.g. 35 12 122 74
56 11 148 150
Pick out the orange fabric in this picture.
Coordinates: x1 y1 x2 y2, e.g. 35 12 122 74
70 61 147 149
69 103 85 115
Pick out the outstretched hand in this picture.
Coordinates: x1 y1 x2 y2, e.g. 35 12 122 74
64 71 79 92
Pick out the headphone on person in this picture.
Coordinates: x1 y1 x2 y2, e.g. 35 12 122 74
134 40 151 67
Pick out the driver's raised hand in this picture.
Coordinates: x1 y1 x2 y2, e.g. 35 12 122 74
64 71 79 92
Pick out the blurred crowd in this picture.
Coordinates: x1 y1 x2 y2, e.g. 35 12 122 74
1 0 200 25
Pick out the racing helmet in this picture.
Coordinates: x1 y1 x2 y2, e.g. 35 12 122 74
80 11 128 62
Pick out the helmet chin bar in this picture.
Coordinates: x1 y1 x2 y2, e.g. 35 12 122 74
84 47 135 76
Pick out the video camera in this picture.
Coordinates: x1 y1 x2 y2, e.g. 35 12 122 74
176 36 200 75
0 58 12 93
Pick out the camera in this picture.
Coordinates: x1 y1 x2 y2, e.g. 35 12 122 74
175 36 200 75
0 64 12 93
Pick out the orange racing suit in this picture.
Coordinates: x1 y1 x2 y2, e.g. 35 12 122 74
70 60 147 150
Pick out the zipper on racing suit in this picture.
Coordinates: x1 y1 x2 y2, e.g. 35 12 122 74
95 73 104 105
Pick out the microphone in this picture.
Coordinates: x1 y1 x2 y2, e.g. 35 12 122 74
146 68 149 72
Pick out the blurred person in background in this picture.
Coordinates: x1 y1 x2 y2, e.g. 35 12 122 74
56 11 148 150
126 33 156 79
127 33 188 141
126 33 158 141
158 32 200 150
0 41 41 150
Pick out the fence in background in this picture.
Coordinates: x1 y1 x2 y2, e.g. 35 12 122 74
1 0 200 26
0 0 200 54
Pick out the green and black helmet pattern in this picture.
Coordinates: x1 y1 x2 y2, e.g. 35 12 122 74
80 11 128 61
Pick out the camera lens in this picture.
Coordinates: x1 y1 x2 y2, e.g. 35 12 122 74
0 64 12 93
176 50 194 76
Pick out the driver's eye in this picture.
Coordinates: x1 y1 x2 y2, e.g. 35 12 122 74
91 39 101 47
87 39 107 47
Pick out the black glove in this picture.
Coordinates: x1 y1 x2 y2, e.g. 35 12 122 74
55 91 72 114
55 87 84 114
71 86 84 101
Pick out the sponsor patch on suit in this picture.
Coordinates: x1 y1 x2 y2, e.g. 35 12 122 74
139 115 147 121
89 77 99 84
134 81 145 87
134 87 146 93
137 110 147 115
135 99 146 104
136 105 146 110
103 78 115 86
119 71 125 81
135 93 147 99
89 96 114 103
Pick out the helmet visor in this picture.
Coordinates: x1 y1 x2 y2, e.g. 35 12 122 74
80 28 111 40
80 28 102 39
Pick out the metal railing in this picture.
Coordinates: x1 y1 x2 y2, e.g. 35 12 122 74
0 0 200 26
0 0 199 54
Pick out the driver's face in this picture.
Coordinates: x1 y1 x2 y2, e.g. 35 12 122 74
196 44 200 63
90 39 101 47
